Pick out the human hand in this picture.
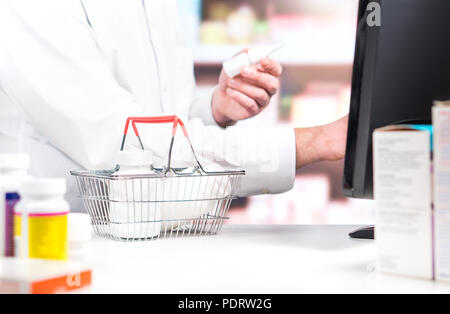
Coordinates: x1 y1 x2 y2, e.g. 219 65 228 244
212 57 282 127
295 115 349 168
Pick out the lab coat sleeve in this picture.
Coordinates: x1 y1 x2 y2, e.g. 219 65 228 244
222 125 296 197
181 120 296 197
0 0 142 169
189 86 218 126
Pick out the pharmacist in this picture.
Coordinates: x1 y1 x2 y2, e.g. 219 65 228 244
0 0 348 208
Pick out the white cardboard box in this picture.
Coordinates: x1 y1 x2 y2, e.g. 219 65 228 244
0 257 91 294
433 101 450 282
373 125 433 279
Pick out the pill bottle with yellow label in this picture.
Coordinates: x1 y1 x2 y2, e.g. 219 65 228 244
15 178 69 260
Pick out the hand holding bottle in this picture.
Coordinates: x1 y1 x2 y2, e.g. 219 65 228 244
211 44 283 128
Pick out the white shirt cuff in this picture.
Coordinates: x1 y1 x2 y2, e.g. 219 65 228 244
236 126 296 196
190 86 219 126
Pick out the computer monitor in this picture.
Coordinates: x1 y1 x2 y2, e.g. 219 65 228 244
343 0 450 200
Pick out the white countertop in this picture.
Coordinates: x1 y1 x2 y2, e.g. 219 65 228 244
83 225 450 294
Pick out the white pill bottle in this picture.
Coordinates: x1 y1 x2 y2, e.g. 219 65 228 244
222 42 283 78
15 178 69 260
110 150 161 239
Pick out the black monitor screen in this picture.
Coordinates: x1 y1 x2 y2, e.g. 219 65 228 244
343 0 450 199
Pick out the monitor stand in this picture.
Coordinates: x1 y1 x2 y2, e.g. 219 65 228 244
349 226 374 239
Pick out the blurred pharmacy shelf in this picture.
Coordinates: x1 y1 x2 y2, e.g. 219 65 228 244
227 173 375 225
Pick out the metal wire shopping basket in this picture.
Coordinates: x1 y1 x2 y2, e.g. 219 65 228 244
70 116 245 241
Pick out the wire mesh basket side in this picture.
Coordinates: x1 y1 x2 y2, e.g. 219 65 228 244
73 174 241 241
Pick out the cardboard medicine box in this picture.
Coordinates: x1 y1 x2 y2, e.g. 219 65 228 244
373 125 433 279
433 101 450 282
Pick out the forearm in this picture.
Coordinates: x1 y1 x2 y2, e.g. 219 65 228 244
295 115 349 169
295 126 324 168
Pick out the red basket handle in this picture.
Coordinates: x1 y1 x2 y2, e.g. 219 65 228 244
118 115 245 175
125 115 188 137
120 115 201 173
121 115 190 151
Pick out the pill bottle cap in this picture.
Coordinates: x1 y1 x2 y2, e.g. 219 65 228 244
0 153 30 170
19 178 66 196
68 213 92 243
117 150 153 167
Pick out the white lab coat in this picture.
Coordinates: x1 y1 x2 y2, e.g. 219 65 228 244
0 0 295 209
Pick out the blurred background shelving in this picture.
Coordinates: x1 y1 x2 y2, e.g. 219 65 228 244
177 0 375 225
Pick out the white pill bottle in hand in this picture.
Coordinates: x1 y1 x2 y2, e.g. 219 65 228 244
110 150 161 240
222 42 283 78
